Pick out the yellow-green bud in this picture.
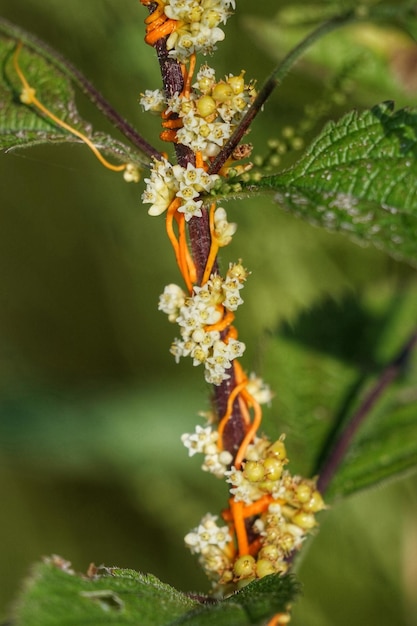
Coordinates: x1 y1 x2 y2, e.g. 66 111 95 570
269 439 287 461
233 555 256 578
259 544 279 561
303 490 325 513
293 510 316 530
198 76 213 94
263 457 283 481
295 483 312 504
196 95 217 118
256 558 276 578
212 82 234 102
244 460 265 482
227 74 245 95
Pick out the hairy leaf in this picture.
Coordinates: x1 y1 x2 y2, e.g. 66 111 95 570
246 103 417 266
12 559 298 626
0 20 147 166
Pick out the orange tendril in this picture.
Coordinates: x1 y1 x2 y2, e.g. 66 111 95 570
229 499 249 556
13 42 126 173
142 0 177 46
177 212 196 291
234 390 262 470
183 53 196 98
267 614 291 626
165 198 196 292
195 151 205 170
217 379 248 447
204 309 235 334
202 202 219 284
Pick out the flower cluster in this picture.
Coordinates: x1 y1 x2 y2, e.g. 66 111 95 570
159 261 248 384
154 0 236 61
142 157 219 218
184 435 325 590
169 65 255 159
142 65 254 162
184 514 233 582
181 424 233 477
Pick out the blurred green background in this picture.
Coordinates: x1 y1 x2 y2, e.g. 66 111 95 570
1 1 417 624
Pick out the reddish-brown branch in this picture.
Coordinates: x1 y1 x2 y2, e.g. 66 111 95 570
142 3 246 458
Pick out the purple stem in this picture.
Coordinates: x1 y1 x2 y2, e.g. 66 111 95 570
143 5 246 457
317 327 417 494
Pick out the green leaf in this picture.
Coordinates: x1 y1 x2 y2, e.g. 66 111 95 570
13 559 198 626
248 103 417 266
12 559 299 626
0 20 147 167
261 281 417 499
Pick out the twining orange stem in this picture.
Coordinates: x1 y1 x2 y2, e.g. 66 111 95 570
230 498 249 556
195 151 205 170
202 202 219 284
166 197 182 263
145 19 177 45
183 53 196 98
234 390 262 470
266 614 291 626
13 43 126 173
204 309 235 334
217 379 248 447
142 1 177 46
177 212 196 291
242 495 274 518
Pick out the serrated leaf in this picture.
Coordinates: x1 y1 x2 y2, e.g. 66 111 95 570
0 21 146 166
250 103 417 266
13 559 298 626
13 559 198 626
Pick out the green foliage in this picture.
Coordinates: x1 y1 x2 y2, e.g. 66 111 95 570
0 18 147 166
1 1 417 625
244 5 417 106
235 103 417 267
12 559 298 626
262 282 417 498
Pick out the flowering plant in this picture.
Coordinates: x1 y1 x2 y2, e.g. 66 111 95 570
1 1 417 624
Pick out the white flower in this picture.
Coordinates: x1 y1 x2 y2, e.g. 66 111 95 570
184 513 232 554
139 89 166 112
158 284 186 322
246 373 274 405
181 424 218 456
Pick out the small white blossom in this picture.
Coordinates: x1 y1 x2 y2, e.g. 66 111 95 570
184 513 232 554
158 284 186 322
139 89 166 112
246 373 274 405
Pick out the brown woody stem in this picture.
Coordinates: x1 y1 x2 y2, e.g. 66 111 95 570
143 4 246 458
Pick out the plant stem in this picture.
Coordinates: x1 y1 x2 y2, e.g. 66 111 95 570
208 10 357 175
0 16 160 163
317 327 417 495
144 6 246 457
